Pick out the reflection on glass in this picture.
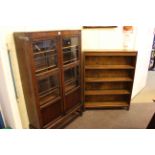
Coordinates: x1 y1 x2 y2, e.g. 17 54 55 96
34 51 57 72
63 46 78 64
33 39 58 73
33 40 56 53
34 50 58 73
38 74 60 105
64 66 79 92
63 37 79 47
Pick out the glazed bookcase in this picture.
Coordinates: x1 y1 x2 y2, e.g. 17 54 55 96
83 51 137 109
14 30 83 128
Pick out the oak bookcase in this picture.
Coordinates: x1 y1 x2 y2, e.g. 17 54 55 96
83 51 137 109
14 30 83 128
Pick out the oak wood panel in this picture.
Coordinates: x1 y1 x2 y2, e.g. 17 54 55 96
85 56 135 66
85 82 132 90
85 65 134 69
64 87 81 112
85 70 134 78
85 95 129 102
85 102 128 108
43 104 82 129
41 99 62 126
22 31 59 40
61 30 81 36
14 33 42 128
84 51 137 56
85 90 130 95
85 77 133 82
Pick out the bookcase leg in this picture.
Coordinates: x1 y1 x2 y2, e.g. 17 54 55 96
126 106 130 111
77 106 84 116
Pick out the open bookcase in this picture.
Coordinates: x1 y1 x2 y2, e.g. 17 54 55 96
84 51 137 109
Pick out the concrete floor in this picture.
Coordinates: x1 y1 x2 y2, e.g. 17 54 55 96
132 71 155 103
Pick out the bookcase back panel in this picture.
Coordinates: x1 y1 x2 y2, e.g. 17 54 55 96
85 56 135 66
85 82 132 90
85 95 130 102
85 70 134 78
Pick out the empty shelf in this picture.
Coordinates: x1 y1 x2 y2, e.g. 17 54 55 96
85 65 134 69
85 102 129 108
85 77 133 82
85 90 130 95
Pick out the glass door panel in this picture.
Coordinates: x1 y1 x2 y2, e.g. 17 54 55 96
33 39 58 74
33 40 56 53
64 66 80 92
37 73 60 105
63 46 78 65
62 36 79 65
63 37 79 47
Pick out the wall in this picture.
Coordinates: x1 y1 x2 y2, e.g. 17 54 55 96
82 27 124 50
0 31 22 128
82 27 154 98
132 27 154 97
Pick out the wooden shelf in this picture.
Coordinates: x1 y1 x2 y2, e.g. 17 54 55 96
63 58 78 64
85 90 130 95
65 86 80 96
35 65 57 74
39 86 58 97
63 49 77 54
63 60 79 70
33 49 56 55
63 45 78 49
64 78 78 93
40 96 61 108
36 68 59 79
85 77 133 82
65 78 76 86
85 65 134 69
65 84 76 93
84 51 137 56
85 102 128 108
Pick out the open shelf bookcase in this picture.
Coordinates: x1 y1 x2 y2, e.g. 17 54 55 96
83 51 137 109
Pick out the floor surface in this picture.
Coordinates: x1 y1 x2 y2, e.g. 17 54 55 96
66 71 155 129
132 71 155 103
